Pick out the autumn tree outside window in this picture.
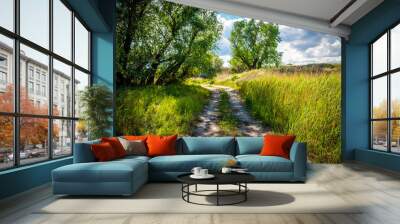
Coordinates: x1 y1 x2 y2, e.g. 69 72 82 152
0 0 91 170
370 23 400 154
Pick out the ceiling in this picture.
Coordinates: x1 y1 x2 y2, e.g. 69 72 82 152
228 0 352 22
167 0 384 38
66 0 113 32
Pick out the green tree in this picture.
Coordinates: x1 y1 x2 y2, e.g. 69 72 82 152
229 19 281 73
116 0 150 82
79 85 113 139
116 0 222 86
201 53 223 78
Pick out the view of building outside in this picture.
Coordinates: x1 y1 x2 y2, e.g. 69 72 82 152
0 0 91 170
0 39 79 166
0 39 86 169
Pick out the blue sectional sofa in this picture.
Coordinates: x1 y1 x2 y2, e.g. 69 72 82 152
52 137 307 196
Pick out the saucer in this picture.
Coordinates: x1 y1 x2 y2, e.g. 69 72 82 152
190 174 215 179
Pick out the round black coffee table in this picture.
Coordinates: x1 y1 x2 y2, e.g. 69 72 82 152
177 173 255 206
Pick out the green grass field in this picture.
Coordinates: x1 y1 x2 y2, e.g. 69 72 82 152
213 74 240 89
116 83 210 136
116 64 341 163
238 69 341 163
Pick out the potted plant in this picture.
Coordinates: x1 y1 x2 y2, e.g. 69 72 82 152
79 84 113 140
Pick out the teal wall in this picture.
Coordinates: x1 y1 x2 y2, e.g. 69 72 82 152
91 0 116 135
343 0 400 171
92 32 115 135
70 0 116 134
0 0 116 200
0 158 72 199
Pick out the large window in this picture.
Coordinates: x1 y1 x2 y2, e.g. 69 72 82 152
0 0 14 32
0 0 91 170
371 23 400 153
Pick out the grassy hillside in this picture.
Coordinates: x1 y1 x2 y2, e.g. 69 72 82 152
238 69 341 163
214 64 340 88
116 84 210 136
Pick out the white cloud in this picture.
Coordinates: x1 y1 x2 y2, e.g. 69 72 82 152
217 14 240 36
216 14 341 66
278 42 307 65
277 25 341 65
305 38 340 58
219 55 232 68
216 36 231 55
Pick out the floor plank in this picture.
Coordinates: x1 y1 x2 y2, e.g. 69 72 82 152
1 163 400 224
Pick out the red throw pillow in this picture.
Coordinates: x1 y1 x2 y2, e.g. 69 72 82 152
146 135 177 157
260 134 296 159
91 142 117 162
101 137 126 158
124 135 148 141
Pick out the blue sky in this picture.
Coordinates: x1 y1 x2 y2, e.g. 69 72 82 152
0 0 88 73
216 13 341 67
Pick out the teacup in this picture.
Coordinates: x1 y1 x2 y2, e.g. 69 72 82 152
199 169 208 176
191 167 202 176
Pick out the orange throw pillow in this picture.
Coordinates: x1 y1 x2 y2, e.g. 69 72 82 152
260 134 296 159
146 135 177 157
124 135 148 141
101 137 126 158
91 142 117 162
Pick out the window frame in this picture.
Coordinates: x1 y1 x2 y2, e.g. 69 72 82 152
0 71 7 85
370 21 400 154
0 53 8 89
0 0 92 171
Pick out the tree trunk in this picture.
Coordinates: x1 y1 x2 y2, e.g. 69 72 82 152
119 0 149 78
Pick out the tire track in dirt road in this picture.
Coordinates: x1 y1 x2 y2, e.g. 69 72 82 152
192 85 270 136
192 86 222 136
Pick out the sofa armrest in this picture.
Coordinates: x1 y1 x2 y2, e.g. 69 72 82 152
289 142 307 182
73 140 100 163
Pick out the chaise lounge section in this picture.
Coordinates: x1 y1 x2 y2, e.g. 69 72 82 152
52 137 307 196
52 140 149 196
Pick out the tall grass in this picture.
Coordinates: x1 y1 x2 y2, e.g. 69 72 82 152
116 84 210 135
239 71 341 163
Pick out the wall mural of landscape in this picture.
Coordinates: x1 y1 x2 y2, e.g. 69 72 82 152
115 0 341 163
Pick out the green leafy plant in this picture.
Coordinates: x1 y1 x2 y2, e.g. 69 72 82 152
229 19 281 73
80 84 113 140
116 83 210 135
116 0 222 86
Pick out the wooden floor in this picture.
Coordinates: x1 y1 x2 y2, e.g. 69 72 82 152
1 163 400 224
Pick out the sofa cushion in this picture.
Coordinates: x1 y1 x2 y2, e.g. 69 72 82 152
91 142 118 161
236 137 263 155
124 135 148 141
116 155 150 163
260 135 296 159
179 137 235 155
236 155 293 172
147 135 177 157
118 137 147 156
53 159 147 183
101 137 127 158
73 140 100 163
149 154 235 172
